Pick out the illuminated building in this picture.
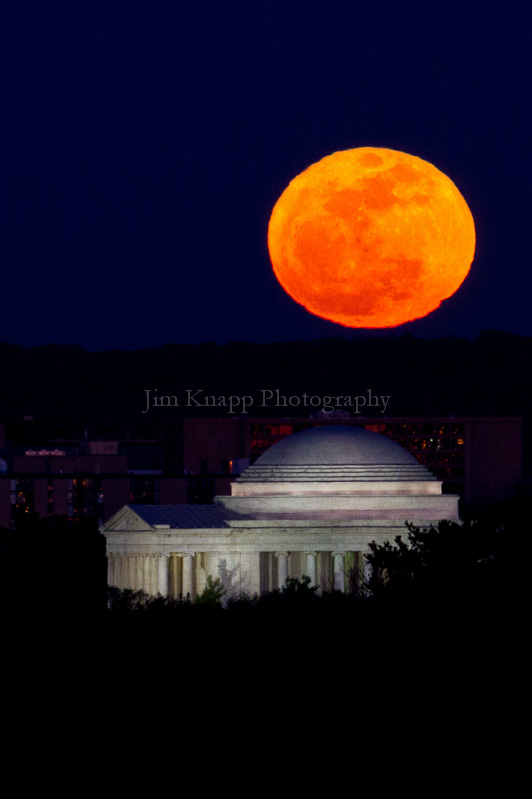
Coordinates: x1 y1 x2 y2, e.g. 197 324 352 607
103 425 460 598
0 415 523 530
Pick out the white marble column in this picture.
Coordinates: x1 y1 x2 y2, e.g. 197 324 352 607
129 555 136 590
171 554 179 598
150 555 158 595
275 551 289 588
268 553 275 592
136 555 144 592
363 553 373 585
196 553 207 596
107 554 115 587
180 553 195 598
332 551 346 592
157 554 169 596
128 555 136 590
142 555 153 594
305 552 317 587
116 554 123 588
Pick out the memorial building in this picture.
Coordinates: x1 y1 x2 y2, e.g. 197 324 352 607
103 425 460 598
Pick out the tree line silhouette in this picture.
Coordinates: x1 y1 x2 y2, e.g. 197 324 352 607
0 330 530 424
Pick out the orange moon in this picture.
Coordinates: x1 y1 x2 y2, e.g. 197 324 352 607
267 147 475 327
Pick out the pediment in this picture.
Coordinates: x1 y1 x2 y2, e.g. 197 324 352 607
102 505 154 534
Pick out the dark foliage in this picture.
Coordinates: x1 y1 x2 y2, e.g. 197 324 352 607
364 503 526 639
0 513 107 619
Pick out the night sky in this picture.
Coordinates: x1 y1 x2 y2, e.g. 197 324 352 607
2 1 531 350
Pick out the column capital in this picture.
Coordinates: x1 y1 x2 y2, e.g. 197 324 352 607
274 551 289 558
175 552 195 559
304 551 318 557
331 551 346 559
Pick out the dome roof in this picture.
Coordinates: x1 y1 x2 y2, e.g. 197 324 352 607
237 425 434 483
256 425 419 466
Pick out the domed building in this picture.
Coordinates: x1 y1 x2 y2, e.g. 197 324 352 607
103 426 459 598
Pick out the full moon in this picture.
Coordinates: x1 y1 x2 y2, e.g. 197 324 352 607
267 147 475 327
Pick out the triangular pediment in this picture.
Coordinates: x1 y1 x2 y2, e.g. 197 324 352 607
101 505 154 534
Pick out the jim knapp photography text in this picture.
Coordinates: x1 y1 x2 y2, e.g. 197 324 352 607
143 389 391 415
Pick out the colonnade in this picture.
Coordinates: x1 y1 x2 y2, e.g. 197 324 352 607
108 550 369 598
108 553 170 595
108 552 198 596
273 550 347 591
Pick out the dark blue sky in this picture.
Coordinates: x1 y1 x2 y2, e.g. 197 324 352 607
1 0 531 350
